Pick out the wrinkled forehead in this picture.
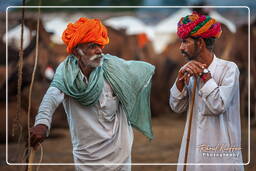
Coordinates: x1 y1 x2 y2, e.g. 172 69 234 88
76 42 97 48
76 42 103 50
180 37 196 43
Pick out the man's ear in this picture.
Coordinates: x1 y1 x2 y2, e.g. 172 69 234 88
199 38 206 49
72 46 78 56
72 46 81 58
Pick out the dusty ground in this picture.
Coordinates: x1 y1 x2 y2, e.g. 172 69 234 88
0 113 255 171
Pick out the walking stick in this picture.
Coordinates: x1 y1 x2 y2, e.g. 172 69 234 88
183 77 197 171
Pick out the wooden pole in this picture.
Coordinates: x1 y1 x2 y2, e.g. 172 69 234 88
183 77 197 171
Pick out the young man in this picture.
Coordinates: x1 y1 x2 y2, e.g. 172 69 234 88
30 17 155 171
169 12 244 171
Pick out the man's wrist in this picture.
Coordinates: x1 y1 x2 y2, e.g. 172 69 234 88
35 124 48 130
176 79 185 92
199 68 211 83
201 73 212 83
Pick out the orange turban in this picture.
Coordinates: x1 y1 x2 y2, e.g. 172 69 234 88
62 17 109 54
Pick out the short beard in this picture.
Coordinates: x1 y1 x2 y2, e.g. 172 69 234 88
187 51 200 61
184 40 201 61
87 55 103 68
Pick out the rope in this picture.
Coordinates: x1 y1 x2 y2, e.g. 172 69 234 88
13 0 26 137
26 1 43 170
27 148 35 171
36 144 44 171
22 143 43 171
27 1 40 152
13 0 26 164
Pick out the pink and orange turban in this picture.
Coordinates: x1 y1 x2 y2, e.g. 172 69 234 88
177 12 222 39
62 17 109 54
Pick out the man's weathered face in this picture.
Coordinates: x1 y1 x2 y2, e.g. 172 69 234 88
179 37 200 61
74 42 103 68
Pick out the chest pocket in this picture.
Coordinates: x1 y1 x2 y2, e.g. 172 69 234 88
98 83 119 122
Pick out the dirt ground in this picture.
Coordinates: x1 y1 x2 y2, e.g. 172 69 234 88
0 113 255 171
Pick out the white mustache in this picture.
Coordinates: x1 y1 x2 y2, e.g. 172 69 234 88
89 53 104 61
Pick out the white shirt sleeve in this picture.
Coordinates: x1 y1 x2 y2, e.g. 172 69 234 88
34 86 64 135
199 63 239 115
169 81 189 113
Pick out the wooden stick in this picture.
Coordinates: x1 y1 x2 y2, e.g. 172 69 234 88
183 77 197 171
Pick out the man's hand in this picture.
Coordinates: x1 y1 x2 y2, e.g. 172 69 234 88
179 60 206 78
30 124 48 148
176 61 206 92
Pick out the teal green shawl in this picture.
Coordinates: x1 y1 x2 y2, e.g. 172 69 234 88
50 54 155 139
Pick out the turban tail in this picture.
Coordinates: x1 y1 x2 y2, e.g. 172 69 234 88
62 17 109 54
177 12 222 39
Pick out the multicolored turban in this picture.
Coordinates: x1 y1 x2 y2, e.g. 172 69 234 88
177 11 222 39
62 17 109 54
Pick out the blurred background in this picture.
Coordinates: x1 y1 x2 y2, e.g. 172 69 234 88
0 0 255 171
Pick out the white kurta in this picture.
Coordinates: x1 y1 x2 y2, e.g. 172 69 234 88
169 56 244 171
35 80 134 171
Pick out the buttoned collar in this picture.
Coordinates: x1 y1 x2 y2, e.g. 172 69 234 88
208 54 218 73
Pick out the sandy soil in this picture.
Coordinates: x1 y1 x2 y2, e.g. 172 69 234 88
0 113 255 171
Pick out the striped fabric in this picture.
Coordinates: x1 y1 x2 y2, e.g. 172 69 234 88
177 11 222 39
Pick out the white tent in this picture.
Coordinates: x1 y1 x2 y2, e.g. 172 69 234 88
152 9 192 54
154 9 192 34
210 10 236 33
105 16 160 53
5 11 236 54
43 18 67 44
3 24 35 50
104 16 155 42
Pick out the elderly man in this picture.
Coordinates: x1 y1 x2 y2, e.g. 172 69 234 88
169 12 244 171
30 17 155 171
